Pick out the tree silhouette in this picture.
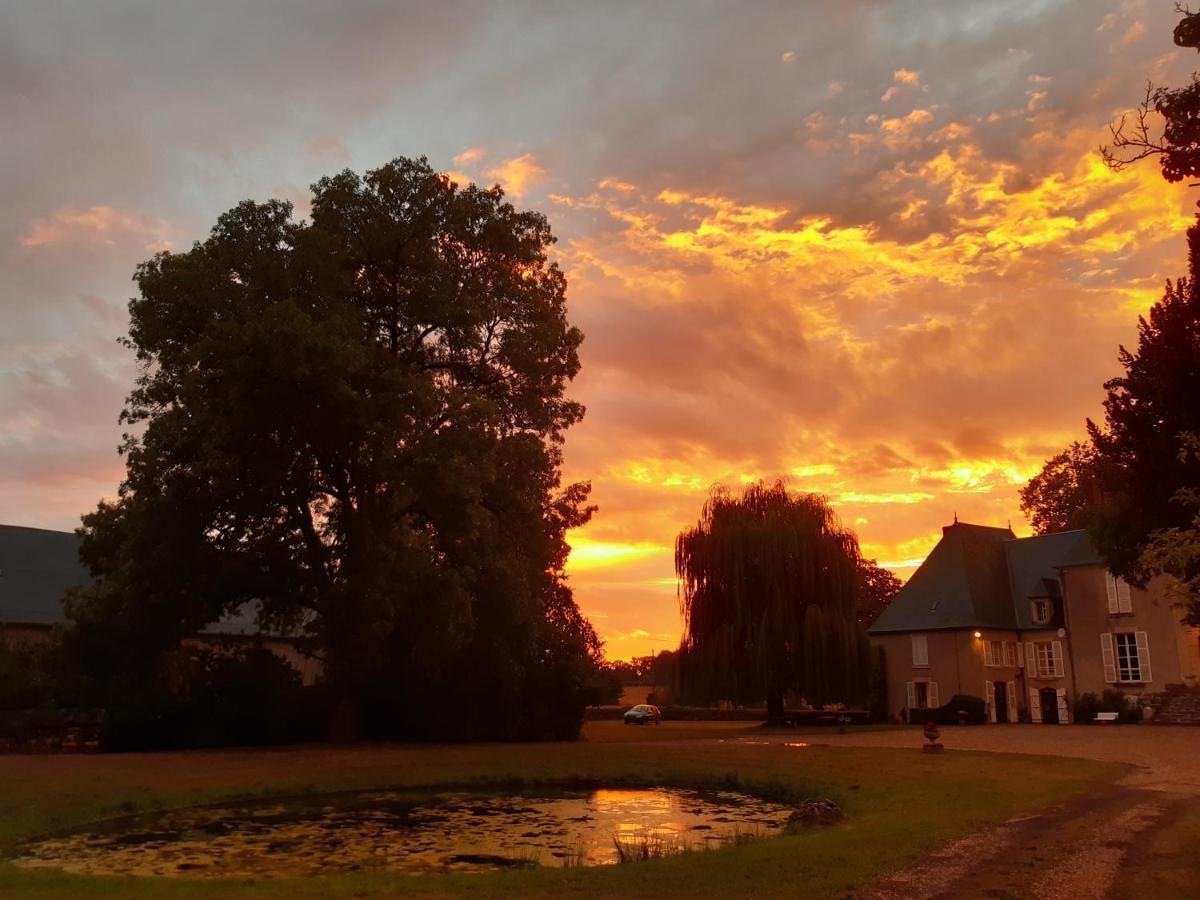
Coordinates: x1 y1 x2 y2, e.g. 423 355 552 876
70 157 597 742
675 482 870 720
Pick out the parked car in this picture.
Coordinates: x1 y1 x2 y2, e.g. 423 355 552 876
623 704 662 725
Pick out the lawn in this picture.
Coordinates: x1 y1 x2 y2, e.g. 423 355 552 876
0 721 1123 898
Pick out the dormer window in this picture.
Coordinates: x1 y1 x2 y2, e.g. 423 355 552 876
1031 599 1053 625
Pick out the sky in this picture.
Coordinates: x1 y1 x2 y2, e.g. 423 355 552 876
3 1 1197 659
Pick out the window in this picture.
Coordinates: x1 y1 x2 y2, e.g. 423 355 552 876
1031 599 1052 624
911 633 929 667
1004 642 1018 667
986 640 1003 667
1106 572 1133 614
1115 633 1141 682
1033 641 1064 678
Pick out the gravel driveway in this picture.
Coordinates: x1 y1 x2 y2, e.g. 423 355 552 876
815 724 1200 793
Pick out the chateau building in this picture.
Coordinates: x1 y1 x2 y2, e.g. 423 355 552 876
868 521 1200 723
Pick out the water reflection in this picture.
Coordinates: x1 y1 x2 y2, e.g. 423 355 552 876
14 787 793 878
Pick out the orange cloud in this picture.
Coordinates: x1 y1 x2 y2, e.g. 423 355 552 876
486 153 546 197
453 146 486 165
557 123 1191 657
19 206 176 252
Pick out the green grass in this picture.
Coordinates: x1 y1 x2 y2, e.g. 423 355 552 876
0 721 1124 898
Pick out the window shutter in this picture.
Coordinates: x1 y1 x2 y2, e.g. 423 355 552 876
1100 633 1116 683
1017 642 1024 667
1030 689 1042 723
1052 640 1064 678
1025 642 1036 677
1136 631 1152 683
1006 681 1018 723
1117 578 1132 614
1056 688 1069 725
911 634 928 667
928 681 939 709
906 681 915 710
984 681 994 723
1105 572 1119 614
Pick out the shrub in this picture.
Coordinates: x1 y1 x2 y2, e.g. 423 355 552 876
100 644 324 751
1074 689 1143 724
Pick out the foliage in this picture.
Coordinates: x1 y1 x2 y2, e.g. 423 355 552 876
68 157 597 742
1019 442 1098 535
1138 433 1200 625
1102 9 1200 181
856 558 903 627
1085 230 1200 586
0 641 56 710
1073 689 1144 725
100 644 322 752
929 694 986 726
675 482 872 717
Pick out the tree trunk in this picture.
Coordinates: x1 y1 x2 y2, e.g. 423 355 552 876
767 687 785 727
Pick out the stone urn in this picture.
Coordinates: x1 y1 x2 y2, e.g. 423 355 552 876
922 720 944 753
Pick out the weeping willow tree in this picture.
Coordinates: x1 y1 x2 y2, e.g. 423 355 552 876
676 481 873 720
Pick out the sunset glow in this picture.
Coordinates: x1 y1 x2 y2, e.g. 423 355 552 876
4 1 1196 660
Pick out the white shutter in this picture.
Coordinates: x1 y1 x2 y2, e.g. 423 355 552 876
906 681 915 710
1025 642 1036 677
1100 633 1116 683
1136 631 1152 683
1106 572 1119 614
1052 640 1064 678
1117 578 1132 614
911 634 928 666
928 681 939 708
1056 688 1069 725
1006 681 1018 723
1017 642 1024 668
1030 689 1042 723
985 681 994 723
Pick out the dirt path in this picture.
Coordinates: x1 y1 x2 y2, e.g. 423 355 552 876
811 726 1200 899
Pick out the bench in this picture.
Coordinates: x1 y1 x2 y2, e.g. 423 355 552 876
1094 712 1119 723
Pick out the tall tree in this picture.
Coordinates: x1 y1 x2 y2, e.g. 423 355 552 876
855 558 903 628
70 157 596 741
1086 246 1200 581
675 482 870 720
1018 441 1097 536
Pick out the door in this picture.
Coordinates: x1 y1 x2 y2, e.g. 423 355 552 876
1039 687 1059 725
993 681 1008 724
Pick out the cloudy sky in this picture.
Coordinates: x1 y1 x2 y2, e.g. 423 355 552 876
3 1 1195 658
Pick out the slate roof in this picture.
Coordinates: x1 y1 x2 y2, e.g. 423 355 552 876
1005 529 1096 630
0 525 90 627
0 524 292 638
868 523 1105 635
868 522 1017 633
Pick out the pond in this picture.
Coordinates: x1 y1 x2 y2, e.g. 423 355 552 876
14 786 795 878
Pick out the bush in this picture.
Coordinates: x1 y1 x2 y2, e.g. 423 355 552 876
100 644 325 751
1073 689 1143 724
0 641 56 710
929 693 987 725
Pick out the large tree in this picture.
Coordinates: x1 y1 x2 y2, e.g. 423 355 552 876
855 558 903 628
1018 441 1097 536
69 157 597 741
675 482 871 721
1021 9 1200 624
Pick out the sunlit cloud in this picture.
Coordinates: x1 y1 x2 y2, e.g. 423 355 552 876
19 206 177 253
486 153 546 197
